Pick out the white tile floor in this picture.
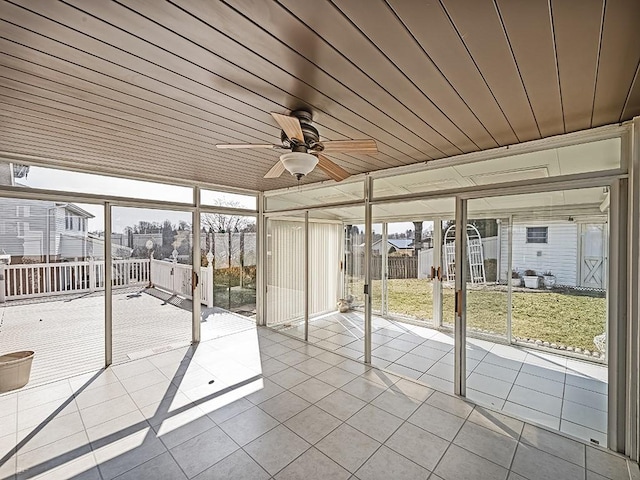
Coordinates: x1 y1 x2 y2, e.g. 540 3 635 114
277 311 609 446
0 323 635 480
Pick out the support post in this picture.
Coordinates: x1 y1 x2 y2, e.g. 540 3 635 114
454 197 467 396
506 216 513 344
104 202 112 367
192 189 201 345
304 210 309 342
381 222 388 316
432 218 443 327
256 193 266 326
364 177 373 364
627 119 640 460
609 178 628 453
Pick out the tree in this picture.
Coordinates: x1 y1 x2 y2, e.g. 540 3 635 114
441 219 498 238
201 199 253 233
133 221 160 234
161 220 173 247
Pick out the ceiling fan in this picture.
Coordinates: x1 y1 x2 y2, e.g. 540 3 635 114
215 110 377 182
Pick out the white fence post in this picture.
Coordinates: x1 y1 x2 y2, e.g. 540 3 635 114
206 249 214 309
89 258 95 292
0 264 5 303
148 251 154 287
171 249 178 295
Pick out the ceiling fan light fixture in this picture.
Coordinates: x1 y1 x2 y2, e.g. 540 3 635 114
279 152 318 180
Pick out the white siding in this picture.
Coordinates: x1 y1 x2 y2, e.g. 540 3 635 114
0 198 54 259
512 220 578 286
499 220 509 283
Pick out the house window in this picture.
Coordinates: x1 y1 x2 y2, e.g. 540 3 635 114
65 211 72 230
526 226 548 243
16 206 30 217
17 222 28 237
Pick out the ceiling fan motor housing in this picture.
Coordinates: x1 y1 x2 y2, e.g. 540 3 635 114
280 110 323 152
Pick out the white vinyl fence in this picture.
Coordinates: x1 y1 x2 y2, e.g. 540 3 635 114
0 258 214 305
1 259 150 300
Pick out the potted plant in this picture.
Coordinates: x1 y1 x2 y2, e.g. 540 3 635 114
511 270 522 287
542 271 556 289
523 269 541 289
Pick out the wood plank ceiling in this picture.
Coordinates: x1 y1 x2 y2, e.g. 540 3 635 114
0 0 639 192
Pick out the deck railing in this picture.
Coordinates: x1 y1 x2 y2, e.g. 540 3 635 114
0 258 212 305
0 259 151 300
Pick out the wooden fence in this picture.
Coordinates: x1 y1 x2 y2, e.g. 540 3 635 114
349 255 418 279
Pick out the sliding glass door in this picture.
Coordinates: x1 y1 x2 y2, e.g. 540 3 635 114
110 206 193 363
463 187 610 445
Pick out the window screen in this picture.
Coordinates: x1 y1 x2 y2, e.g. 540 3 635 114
526 226 548 243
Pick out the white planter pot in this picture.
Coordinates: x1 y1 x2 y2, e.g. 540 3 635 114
511 278 522 287
0 351 34 393
523 276 540 289
543 275 556 289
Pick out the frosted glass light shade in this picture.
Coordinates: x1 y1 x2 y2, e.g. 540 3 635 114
280 152 318 177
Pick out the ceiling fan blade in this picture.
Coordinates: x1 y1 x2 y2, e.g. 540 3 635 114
271 112 304 143
216 144 276 149
316 154 351 182
321 139 378 153
264 160 286 178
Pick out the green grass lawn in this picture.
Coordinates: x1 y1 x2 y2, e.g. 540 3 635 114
349 278 606 351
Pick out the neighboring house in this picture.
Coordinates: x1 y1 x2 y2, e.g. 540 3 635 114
418 216 608 289
0 162 95 263
87 233 133 260
502 219 608 289
131 233 163 249
0 197 95 263
371 238 415 256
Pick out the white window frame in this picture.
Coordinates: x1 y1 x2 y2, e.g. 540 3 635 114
17 221 28 237
526 226 548 244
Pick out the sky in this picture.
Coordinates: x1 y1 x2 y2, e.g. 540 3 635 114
18 167 250 233
16 165 428 234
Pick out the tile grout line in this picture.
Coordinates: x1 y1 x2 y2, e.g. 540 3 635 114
247 342 430 477
419 402 472 479
264 321 608 450
268 318 608 462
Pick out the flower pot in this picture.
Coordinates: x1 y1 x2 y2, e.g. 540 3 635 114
510 278 522 287
523 276 541 289
0 351 34 393
543 275 556 289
